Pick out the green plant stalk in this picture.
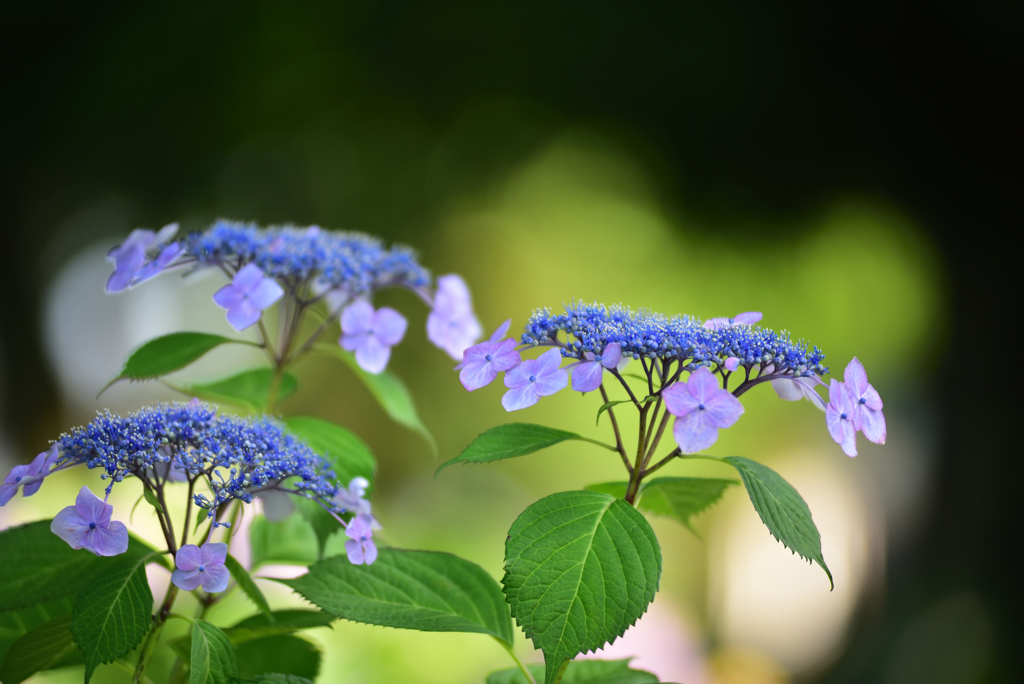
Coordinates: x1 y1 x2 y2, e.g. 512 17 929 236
496 638 537 684
133 584 179 684
549 658 572 684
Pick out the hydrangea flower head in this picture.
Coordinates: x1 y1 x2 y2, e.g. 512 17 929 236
213 263 285 331
428 274 483 360
844 357 886 444
0 445 59 506
50 486 129 556
662 368 745 453
345 513 377 565
826 380 859 457
340 301 408 374
333 476 372 517
459 320 521 391
172 542 230 592
502 348 568 411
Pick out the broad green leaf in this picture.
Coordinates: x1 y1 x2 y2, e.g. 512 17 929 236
71 557 153 682
225 611 334 644
723 456 833 588
250 514 319 568
282 548 514 645
224 554 272 621
637 477 736 534
333 349 436 453
234 635 320 680
0 614 83 684
102 332 251 392
253 675 315 684
595 400 631 426
503 491 662 684
437 423 582 477
283 416 376 491
0 520 166 612
0 596 73 663
487 658 662 684
190 619 237 684
179 368 297 411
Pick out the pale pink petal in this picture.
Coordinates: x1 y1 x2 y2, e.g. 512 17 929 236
732 312 762 325
233 263 265 293
535 348 564 375
175 545 203 572
840 422 858 457
0 483 18 506
571 362 604 393
74 487 110 525
502 384 539 411
686 368 721 405
372 308 408 346
259 490 295 522
844 358 870 397
673 412 719 454
662 383 700 417
859 408 887 444
703 317 730 330
355 336 392 374
861 384 883 410
600 343 622 369
171 568 204 591
339 331 368 352
772 378 805 401
490 340 521 371
361 540 378 565
341 301 375 336
489 319 512 343
155 223 179 243
247 278 284 310
226 301 261 331
201 543 229 566
460 361 499 391
724 357 740 372
201 564 230 593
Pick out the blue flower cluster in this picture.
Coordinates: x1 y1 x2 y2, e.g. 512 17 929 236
57 402 339 512
523 302 827 376
186 220 431 293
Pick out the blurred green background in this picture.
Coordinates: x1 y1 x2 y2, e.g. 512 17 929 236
0 2 1018 683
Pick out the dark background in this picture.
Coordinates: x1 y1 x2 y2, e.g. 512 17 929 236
2 2 1019 681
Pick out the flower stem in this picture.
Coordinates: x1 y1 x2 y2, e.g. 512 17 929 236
496 638 537 684
549 658 572 684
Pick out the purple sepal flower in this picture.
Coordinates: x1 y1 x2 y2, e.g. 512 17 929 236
724 356 740 372
571 343 622 393
106 224 179 292
134 242 184 283
502 348 568 411
213 263 285 331
771 375 827 411
844 357 886 444
0 445 59 507
662 367 744 454
826 380 859 457
50 487 129 556
340 301 408 374
427 274 483 360
703 311 763 331
171 542 230 593
345 514 378 565
459 320 521 391
333 476 373 517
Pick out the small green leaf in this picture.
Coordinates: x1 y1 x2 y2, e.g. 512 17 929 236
178 368 298 411
234 635 320 680
0 520 166 612
437 423 582 477
637 477 736 534
225 611 334 644
249 514 319 569
0 614 83 684
595 400 631 425
102 332 251 393
0 597 73 664
190 619 237 684
71 557 154 682
143 486 165 515
224 554 272 621
503 490 662 684
487 658 662 684
281 548 514 645
723 456 833 588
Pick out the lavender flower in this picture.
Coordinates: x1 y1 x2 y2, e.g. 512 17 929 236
345 514 377 565
844 358 886 444
340 301 408 374
502 348 568 411
458 320 521 391
571 342 622 393
428 274 483 360
171 542 230 593
662 367 745 453
724 356 741 372
333 476 372 516
105 224 179 292
213 263 285 331
50 487 129 556
703 311 763 331
826 380 859 457
0 445 59 506
771 374 827 411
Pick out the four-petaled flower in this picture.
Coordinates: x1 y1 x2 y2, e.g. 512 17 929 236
333 476 373 517
106 224 178 292
0 445 59 507
459 320 521 391
826 380 859 457
502 348 568 411
340 300 408 374
703 311 763 331
771 375 827 411
427 274 483 360
171 542 230 593
844 357 886 444
213 263 285 331
345 514 378 565
50 486 129 556
662 367 745 454
571 343 622 393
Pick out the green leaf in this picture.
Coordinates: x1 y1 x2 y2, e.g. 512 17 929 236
249 514 319 569
234 635 320 680
0 520 166 612
223 554 272 621
281 548 514 645
583 481 628 499
253 675 315 684
190 619 238 684
487 658 662 684
143 486 165 515
723 456 833 588
333 348 436 454
179 368 298 411
102 332 250 393
0 597 74 665
71 557 154 682
503 490 662 684
595 400 631 426
0 614 84 684
225 611 334 644
283 416 376 491
637 477 736 534
437 423 582 477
